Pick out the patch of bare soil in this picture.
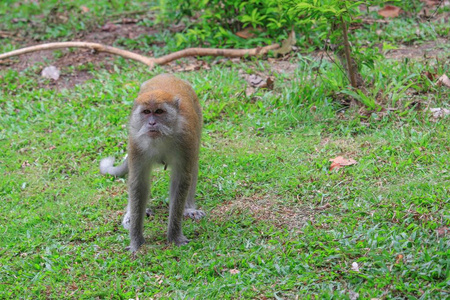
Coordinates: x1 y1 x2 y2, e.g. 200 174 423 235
385 38 449 59
84 22 157 45
212 194 329 230
0 23 158 90
268 59 300 75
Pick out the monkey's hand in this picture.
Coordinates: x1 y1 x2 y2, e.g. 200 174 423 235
122 208 153 230
183 208 206 220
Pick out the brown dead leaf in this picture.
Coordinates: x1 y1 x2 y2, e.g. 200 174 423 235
378 5 402 18
395 254 404 264
248 74 275 89
11 18 27 23
436 226 450 237
80 6 89 13
169 60 210 72
421 0 442 6
101 22 117 32
315 203 331 211
21 161 31 168
429 108 450 119
265 76 274 90
245 86 255 96
249 74 264 86
273 29 296 56
0 30 14 38
229 269 240 274
437 74 450 88
181 64 199 72
423 71 438 81
19 148 28 153
329 156 357 171
48 145 56 150
117 18 139 24
235 28 256 39
169 23 186 33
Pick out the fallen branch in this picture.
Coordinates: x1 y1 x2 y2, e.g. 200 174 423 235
152 44 280 66
0 42 154 66
0 41 280 69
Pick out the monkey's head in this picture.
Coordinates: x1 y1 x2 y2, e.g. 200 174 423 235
129 90 181 140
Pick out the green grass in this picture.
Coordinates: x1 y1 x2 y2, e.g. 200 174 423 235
1 0 450 298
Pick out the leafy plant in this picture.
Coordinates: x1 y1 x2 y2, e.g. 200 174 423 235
159 0 295 48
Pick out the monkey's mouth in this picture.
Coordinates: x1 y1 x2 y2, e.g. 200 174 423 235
147 130 160 137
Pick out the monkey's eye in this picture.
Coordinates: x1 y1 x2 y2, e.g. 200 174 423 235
154 109 164 115
142 109 151 114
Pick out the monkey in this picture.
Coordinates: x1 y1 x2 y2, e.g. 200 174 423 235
99 74 205 252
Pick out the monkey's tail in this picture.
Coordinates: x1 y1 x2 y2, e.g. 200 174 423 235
99 156 129 177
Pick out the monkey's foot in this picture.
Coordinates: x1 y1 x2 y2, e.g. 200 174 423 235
122 208 153 230
126 235 145 253
183 208 206 220
168 234 190 246
145 208 154 217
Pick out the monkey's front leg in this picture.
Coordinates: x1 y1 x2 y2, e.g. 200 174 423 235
127 160 151 252
167 167 192 245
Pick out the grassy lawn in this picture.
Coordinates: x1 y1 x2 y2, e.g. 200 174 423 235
1 1 449 298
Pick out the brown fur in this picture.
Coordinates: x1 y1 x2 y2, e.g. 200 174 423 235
137 74 202 133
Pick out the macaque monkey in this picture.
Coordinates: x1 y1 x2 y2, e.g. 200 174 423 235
100 74 204 252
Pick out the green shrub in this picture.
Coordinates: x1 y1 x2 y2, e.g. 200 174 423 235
159 0 296 48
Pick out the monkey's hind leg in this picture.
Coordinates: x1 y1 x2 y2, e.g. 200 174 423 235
183 161 205 220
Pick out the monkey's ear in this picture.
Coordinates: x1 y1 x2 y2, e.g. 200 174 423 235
139 80 151 94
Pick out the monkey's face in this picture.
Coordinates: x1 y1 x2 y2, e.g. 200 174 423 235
130 90 180 140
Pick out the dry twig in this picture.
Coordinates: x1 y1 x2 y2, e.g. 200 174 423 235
0 41 280 69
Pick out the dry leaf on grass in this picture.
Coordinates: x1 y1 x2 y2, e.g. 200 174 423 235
170 60 210 72
249 74 264 86
229 269 240 274
428 108 450 119
329 156 357 171
437 74 450 88
101 22 118 32
243 74 275 96
436 226 450 237
315 203 331 210
265 76 274 90
349 291 359 300
248 74 275 89
395 254 404 264
235 28 256 39
180 64 199 72
423 70 438 81
378 5 402 18
421 0 442 6
41 66 60 80
351 262 360 272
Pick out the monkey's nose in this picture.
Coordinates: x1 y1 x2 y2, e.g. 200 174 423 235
149 122 156 126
